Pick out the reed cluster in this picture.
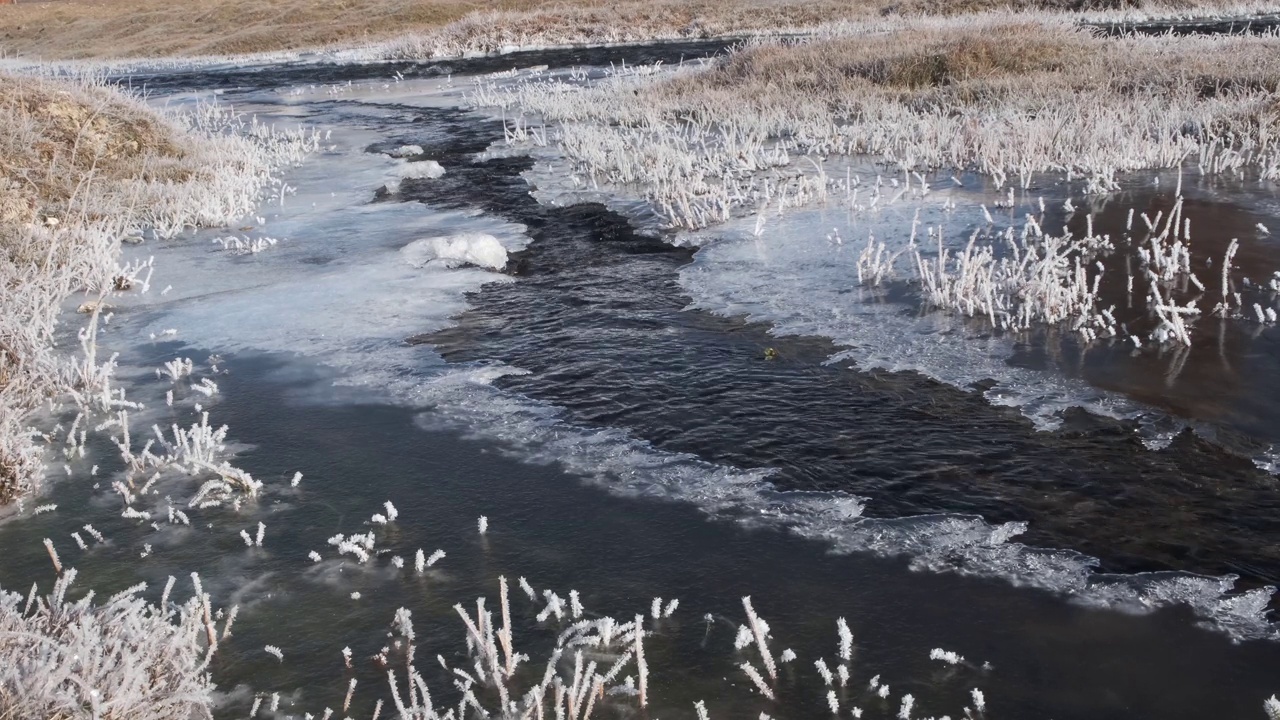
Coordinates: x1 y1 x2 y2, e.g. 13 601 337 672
473 15 1280 230
0 570 227 719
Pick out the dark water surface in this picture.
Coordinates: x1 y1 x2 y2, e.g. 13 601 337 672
1094 13 1280 36
3 354 1280 720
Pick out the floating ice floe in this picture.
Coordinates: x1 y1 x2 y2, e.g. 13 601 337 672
401 233 510 270
388 144 423 158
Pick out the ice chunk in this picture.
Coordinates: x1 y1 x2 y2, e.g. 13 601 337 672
389 144 423 158
384 160 445 194
402 233 509 270
395 160 445 179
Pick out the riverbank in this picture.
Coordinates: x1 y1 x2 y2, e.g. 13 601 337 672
0 72 314 505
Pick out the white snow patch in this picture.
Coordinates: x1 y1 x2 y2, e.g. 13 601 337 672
402 233 510 270
389 144 424 158
395 160 446 180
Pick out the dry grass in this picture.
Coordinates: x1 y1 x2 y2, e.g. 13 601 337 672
0 74 187 227
679 17 1280 99
0 74 186 504
0 0 1277 61
0 73 315 505
474 14 1280 230
693 20 1091 93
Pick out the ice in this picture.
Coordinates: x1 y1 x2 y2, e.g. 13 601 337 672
384 363 1279 642
389 144 424 158
395 159 446 179
402 233 510 270
108 116 528 374
676 203 1151 432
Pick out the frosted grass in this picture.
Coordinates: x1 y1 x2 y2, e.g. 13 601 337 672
0 74 317 506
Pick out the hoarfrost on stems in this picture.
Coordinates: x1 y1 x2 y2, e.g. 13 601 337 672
740 661 775 700
815 658 834 686
837 617 853 661
741 596 776 679
519 576 536 600
930 648 964 665
971 689 986 713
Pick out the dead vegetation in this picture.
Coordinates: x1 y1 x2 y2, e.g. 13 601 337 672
0 0 1277 61
0 570 223 720
0 73 315 505
679 17 1280 99
472 13 1280 232
631 15 1280 173
0 74 188 226
0 74 185 504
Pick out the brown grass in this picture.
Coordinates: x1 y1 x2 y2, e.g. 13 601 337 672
0 74 174 503
698 20 1093 94
667 17 1280 109
0 74 187 222
0 73 312 505
0 0 1273 61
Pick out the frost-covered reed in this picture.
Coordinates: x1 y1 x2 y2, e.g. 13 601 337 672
362 576 667 720
913 220 1108 337
471 15 1280 231
0 72 317 505
0 570 225 719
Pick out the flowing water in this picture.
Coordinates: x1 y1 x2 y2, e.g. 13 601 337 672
3 40 1280 719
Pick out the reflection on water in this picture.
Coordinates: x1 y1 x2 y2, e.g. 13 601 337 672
1031 184 1280 448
